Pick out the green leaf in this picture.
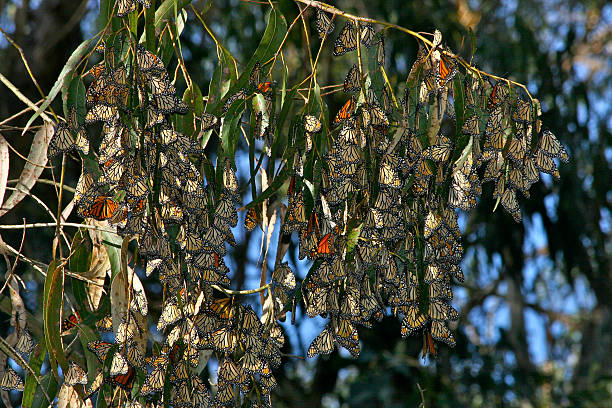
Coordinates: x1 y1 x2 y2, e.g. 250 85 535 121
468 27 477 60
43 260 68 379
154 0 193 30
23 38 94 134
97 0 113 31
102 230 123 281
22 342 48 408
181 83 203 137
31 373 58 408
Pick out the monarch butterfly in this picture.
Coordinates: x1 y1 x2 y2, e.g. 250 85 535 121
379 154 402 188
376 36 385 66
64 362 88 386
283 192 307 234
85 371 103 398
534 149 560 179
436 51 457 90
359 23 376 48
215 193 238 227
244 207 260 231
218 358 247 387
315 9 334 38
223 88 247 113
215 384 235 404
15 329 35 356
136 45 165 72
241 348 264 373
487 81 509 111
109 352 129 376
87 62 105 79
200 112 219 131
0 368 24 391
87 340 114 363
116 0 150 17
431 320 456 347
209 297 234 320
81 195 120 221
61 311 81 332
95 315 113 332
201 224 228 256
85 103 117 124
211 327 237 353
506 137 527 164
146 103 165 128
249 61 262 87
257 81 273 94
421 329 438 359
109 366 136 390
513 98 532 123
334 98 355 124
400 304 427 337
157 300 181 334
272 262 297 289
307 326 335 358
149 73 175 95
461 114 480 136
501 187 522 222
154 93 188 114
191 375 211 405
538 129 569 162
333 21 357 56
304 114 322 133
423 136 453 162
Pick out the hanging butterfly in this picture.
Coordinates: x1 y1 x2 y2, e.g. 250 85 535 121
116 0 151 17
244 207 260 231
200 112 219 131
15 328 36 356
61 311 81 332
304 115 322 133
223 89 247 113
333 21 357 56
315 9 335 38
423 136 453 162
0 368 24 391
334 98 355 124
64 362 88 386
435 50 457 90
81 195 121 221
538 129 569 162
343 64 361 93
359 23 376 48
487 81 509 111
376 36 385 66
49 106 89 157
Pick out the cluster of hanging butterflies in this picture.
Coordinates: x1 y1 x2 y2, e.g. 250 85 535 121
289 15 569 359
31 7 570 406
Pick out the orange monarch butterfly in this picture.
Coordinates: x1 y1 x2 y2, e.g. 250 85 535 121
0 368 24 391
334 98 355 124
315 9 334 38
538 129 569 162
244 207 260 231
436 51 457 90
87 340 114 363
307 327 335 358
85 371 103 398
257 81 273 94
422 329 438 359
304 114 322 133
61 311 81 332
333 20 357 56
200 112 219 131
116 0 151 17
109 366 136 390
81 195 120 221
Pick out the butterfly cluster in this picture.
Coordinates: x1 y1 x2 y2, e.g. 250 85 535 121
9 7 567 408
288 21 569 359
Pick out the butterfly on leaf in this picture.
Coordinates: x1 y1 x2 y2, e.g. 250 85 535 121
0 368 24 391
116 0 151 17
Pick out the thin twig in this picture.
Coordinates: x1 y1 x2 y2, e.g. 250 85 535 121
211 283 271 296
0 73 53 125
0 221 116 233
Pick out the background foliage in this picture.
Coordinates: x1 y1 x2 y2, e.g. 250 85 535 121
0 0 610 407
